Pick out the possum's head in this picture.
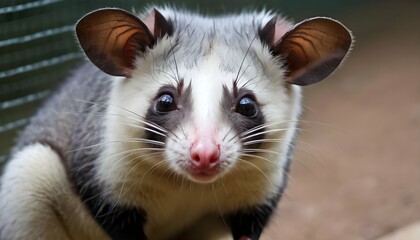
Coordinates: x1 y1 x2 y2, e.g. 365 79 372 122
76 8 351 195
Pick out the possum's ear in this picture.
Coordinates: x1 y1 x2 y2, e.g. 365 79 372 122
76 8 172 77
261 17 352 86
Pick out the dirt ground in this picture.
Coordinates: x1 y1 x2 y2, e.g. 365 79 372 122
263 2 420 240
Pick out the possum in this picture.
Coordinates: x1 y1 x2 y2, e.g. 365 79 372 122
0 6 352 240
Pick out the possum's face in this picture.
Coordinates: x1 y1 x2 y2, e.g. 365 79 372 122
138 44 294 184
107 38 297 185
76 8 352 198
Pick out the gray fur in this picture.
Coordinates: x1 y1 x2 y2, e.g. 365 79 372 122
143 7 284 73
14 62 111 166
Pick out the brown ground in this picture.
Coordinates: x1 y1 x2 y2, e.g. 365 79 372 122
264 2 420 240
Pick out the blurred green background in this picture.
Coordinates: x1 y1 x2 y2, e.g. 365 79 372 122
0 0 370 164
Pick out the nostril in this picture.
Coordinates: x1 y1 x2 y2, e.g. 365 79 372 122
191 151 200 162
209 148 220 164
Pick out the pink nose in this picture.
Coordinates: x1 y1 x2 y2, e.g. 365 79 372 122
190 137 220 170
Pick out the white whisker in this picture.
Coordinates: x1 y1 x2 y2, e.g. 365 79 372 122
243 148 280 155
239 127 291 142
115 152 163 204
243 138 287 146
120 160 167 201
237 158 273 189
211 184 229 232
67 140 165 153
240 153 293 182
240 120 297 138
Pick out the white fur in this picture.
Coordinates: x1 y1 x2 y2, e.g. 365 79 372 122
0 143 108 240
94 9 300 240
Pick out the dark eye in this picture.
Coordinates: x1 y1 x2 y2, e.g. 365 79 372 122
155 94 177 113
236 96 257 117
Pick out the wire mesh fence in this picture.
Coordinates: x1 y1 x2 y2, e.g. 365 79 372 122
0 0 138 163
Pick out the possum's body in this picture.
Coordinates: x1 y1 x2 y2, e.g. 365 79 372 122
0 64 112 239
0 6 352 240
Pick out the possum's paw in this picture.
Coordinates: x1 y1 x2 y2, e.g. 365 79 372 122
0 143 109 240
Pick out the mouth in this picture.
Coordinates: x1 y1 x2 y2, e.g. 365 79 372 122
186 169 220 184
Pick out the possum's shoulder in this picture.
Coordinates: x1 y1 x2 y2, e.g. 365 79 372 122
12 61 112 153
29 61 112 122
62 61 114 99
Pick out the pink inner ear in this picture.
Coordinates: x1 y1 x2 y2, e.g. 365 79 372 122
144 11 157 36
273 21 292 43
121 36 140 76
